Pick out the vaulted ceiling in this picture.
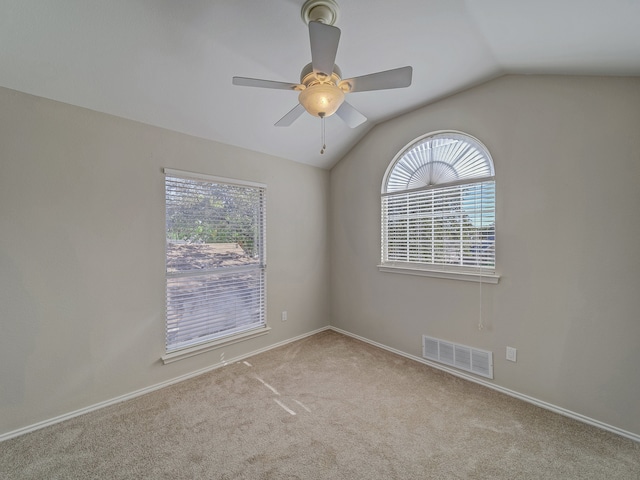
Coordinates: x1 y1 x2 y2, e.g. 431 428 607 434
1 0 639 169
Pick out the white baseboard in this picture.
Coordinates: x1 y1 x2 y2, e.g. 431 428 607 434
4 324 637 444
0 326 331 443
329 326 640 444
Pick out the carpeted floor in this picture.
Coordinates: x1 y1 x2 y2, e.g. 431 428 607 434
1 330 639 479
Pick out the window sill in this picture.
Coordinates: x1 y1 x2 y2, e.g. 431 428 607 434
378 264 500 284
161 326 271 365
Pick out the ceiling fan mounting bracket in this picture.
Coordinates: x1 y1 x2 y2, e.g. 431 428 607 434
301 0 340 26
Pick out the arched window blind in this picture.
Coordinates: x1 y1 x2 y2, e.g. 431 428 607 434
381 131 496 272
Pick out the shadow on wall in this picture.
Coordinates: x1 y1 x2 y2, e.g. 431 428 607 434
0 253 38 405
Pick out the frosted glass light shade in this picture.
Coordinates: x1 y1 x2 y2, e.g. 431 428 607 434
298 83 345 117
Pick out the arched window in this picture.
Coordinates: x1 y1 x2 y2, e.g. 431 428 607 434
381 131 496 279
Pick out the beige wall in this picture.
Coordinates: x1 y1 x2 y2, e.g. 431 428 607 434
0 87 330 435
3 75 640 439
330 75 640 436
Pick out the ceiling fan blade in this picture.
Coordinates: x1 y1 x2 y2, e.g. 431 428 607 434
340 66 413 93
275 104 306 127
309 21 340 77
232 77 301 91
335 101 367 128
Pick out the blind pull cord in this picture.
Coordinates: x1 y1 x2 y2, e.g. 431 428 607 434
478 182 484 331
478 272 484 330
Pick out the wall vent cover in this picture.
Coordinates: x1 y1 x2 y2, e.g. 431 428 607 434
422 335 493 379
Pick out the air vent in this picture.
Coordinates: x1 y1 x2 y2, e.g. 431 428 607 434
422 335 493 379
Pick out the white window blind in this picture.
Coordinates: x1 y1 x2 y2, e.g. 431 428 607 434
381 131 496 273
165 170 266 353
383 181 495 269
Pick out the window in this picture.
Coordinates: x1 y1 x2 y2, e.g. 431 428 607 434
163 169 268 362
380 131 497 282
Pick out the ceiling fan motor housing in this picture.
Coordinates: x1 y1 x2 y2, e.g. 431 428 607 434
300 62 342 85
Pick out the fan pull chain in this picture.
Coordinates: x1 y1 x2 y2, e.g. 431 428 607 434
320 114 326 154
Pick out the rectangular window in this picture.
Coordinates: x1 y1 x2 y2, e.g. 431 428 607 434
382 181 495 271
164 169 266 355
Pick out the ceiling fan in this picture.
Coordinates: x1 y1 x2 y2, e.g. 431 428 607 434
232 0 413 131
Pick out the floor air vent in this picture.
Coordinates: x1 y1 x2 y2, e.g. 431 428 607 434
422 335 493 379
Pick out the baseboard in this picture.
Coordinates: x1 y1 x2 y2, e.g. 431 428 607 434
0 326 331 443
329 326 640 444
5 324 637 444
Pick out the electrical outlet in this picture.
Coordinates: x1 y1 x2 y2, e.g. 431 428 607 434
506 346 517 362
281 311 288 322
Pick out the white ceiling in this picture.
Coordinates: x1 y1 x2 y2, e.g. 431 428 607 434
1 0 639 169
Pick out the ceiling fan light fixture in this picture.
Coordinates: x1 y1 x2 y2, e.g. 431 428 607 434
298 83 345 117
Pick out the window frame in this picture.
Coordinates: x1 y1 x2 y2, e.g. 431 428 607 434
379 131 500 283
161 168 270 364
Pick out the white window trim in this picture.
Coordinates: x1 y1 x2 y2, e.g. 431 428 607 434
161 325 271 365
163 168 266 190
163 168 268 363
378 263 500 284
380 131 497 280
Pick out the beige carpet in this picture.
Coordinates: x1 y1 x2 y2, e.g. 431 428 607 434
1 331 639 479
